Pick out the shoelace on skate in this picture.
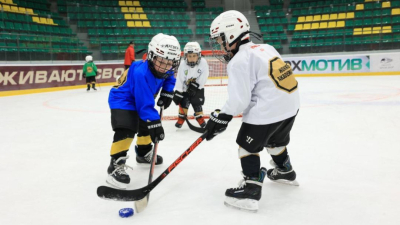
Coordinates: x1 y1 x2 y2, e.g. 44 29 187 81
110 156 133 176
144 150 156 163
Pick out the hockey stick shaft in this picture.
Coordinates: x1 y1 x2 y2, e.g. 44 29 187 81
97 131 208 201
147 107 163 195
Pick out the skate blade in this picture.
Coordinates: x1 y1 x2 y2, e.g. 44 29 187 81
224 197 258 213
271 179 299 186
106 176 128 189
134 196 149 213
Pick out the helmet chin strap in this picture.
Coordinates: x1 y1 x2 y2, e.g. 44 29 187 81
226 31 263 61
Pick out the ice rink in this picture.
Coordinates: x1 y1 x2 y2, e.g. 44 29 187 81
1 75 400 225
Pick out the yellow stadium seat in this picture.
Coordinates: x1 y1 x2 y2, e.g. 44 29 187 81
295 24 303 30
2 4 11 11
136 7 143 13
329 14 338 20
311 23 319 29
139 14 147 20
40 17 47 24
356 4 364 10
305 16 313 22
338 13 346 19
129 7 135 12
126 1 133 6
392 8 400 15
32 16 40 23
382 2 391 8
127 21 135 27
18 7 26 13
363 27 372 35
5 0 14 4
319 22 328 29
337 21 345 27
372 27 381 34
132 14 139 20
26 8 34 14
382 26 392 33
135 21 143 27
119 1 126 6
124 14 132 20
313 15 321 21
321 14 329 21
143 21 151 27
353 28 362 35
298 16 305 22
11 6 18 12
47 18 55 25
121 7 128 13
346 12 354 19
303 23 311 30
133 1 140 6
328 21 336 28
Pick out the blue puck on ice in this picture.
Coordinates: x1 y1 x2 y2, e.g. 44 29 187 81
119 208 134 218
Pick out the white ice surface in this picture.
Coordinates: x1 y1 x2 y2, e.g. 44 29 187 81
1 76 400 225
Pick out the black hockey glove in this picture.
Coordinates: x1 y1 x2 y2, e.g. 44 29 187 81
172 90 184 105
83 73 86 78
187 82 199 97
205 110 233 141
157 90 174 110
147 120 165 143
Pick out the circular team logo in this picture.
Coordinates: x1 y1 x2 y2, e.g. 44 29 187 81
87 66 93 73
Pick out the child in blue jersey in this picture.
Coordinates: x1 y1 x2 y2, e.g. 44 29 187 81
106 33 181 189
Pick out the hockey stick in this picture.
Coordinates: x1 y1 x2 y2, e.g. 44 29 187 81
135 107 163 213
185 117 206 133
97 131 208 201
135 49 146 55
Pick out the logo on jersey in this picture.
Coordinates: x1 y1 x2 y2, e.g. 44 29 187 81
184 70 188 75
197 69 202 74
269 57 298 93
87 66 93 73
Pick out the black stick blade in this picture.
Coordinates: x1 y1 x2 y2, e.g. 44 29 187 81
185 118 206 133
97 186 148 201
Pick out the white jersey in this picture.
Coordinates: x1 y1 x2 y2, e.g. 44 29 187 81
175 57 209 92
221 42 300 125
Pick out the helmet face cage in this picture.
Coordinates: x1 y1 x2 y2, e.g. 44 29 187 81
147 51 180 79
184 52 201 68
209 33 232 64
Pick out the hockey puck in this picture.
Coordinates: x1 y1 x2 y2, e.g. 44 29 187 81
119 208 134 218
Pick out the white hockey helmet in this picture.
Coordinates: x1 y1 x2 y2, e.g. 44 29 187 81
85 55 93 62
209 10 250 63
147 33 181 79
183 42 201 68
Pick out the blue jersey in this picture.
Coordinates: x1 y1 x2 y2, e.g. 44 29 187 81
108 61 176 122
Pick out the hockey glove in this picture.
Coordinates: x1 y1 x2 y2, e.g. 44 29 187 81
83 73 86 78
147 120 165 143
205 110 233 141
157 90 174 110
187 82 199 97
173 90 184 105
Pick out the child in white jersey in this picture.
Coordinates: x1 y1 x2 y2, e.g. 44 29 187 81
172 42 210 128
206 10 300 212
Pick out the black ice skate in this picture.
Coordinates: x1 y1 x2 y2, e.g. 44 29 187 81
267 156 299 186
106 156 132 189
92 83 97 91
224 167 267 212
136 150 163 165
86 84 90 91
